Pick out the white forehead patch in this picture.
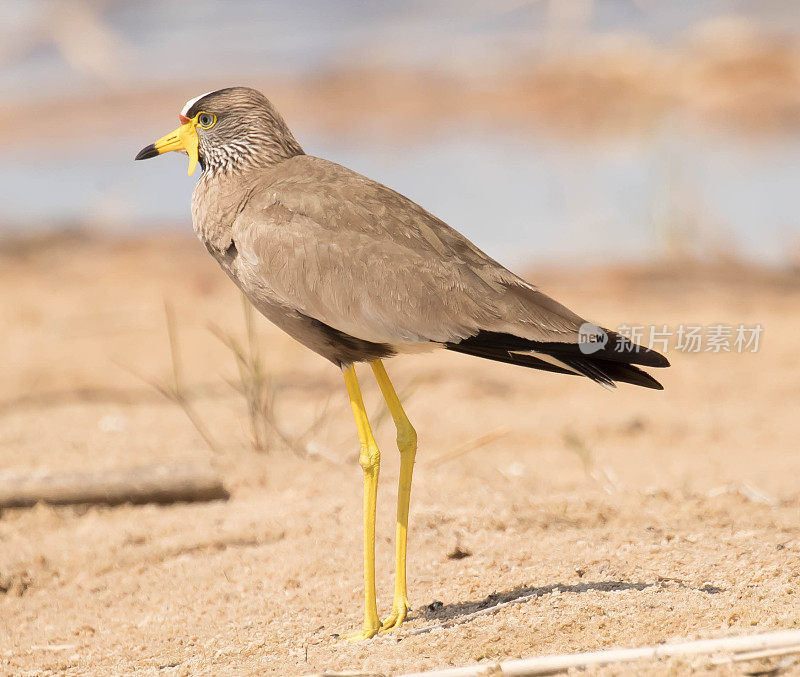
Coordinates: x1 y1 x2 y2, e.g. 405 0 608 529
181 91 214 117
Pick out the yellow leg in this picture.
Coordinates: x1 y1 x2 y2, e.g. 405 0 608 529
342 364 381 640
371 360 417 632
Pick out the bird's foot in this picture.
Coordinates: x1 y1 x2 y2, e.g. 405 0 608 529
341 621 381 642
380 597 410 632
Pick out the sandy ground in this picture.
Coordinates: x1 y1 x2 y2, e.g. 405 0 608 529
1 235 799 676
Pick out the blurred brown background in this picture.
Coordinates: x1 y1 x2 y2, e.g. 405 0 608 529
3 0 800 264
2 2 800 675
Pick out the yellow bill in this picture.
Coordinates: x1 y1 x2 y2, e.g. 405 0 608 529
135 119 200 176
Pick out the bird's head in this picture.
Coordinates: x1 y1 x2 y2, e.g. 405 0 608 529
135 87 303 176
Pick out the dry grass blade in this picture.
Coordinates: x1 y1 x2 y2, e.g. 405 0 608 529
425 427 508 467
209 301 272 451
714 645 800 665
295 395 335 448
209 294 308 455
563 430 621 493
707 482 779 507
370 377 421 428
117 301 223 455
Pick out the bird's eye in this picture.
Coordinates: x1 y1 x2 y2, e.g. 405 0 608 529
197 112 216 129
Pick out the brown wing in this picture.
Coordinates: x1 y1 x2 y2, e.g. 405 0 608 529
232 156 586 344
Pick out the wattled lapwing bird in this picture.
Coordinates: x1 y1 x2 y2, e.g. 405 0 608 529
136 87 668 639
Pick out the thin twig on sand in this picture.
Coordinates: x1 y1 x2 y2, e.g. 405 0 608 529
396 629 800 677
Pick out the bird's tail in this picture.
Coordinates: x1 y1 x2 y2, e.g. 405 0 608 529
445 329 669 390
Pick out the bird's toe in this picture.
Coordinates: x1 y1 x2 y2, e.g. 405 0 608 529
380 599 410 632
340 623 381 642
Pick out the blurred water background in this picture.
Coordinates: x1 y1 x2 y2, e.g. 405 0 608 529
2 0 800 267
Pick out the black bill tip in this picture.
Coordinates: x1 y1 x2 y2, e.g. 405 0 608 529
135 144 159 161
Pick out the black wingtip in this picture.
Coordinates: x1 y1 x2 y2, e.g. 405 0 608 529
445 330 668 390
135 144 158 161
634 350 670 369
628 369 664 390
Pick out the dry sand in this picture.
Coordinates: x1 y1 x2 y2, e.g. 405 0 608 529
1 236 799 676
